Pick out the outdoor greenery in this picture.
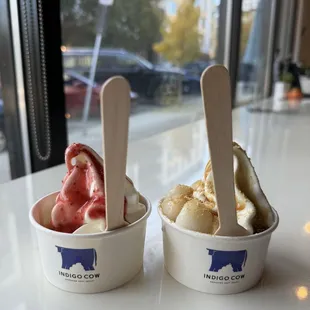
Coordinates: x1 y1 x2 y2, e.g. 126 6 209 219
153 0 202 66
240 11 254 58
61 0 163 60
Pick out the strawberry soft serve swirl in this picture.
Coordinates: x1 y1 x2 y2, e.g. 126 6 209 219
51 143 143 233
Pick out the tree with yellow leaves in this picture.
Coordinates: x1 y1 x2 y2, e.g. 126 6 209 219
153 0 202 66
240 10 254 58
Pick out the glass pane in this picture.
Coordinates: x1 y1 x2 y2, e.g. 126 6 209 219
236 0 273 105
0 74 11 184
61 0 225 155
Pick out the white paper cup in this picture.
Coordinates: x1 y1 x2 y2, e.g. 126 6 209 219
158 207 279 294
29 192 151 293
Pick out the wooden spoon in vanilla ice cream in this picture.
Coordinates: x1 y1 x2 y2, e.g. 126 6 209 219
201 65 249 237
160 66 273 236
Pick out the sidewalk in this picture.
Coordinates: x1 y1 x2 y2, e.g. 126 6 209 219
68 95 204 153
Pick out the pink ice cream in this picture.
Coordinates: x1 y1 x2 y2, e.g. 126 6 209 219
51 143 145 233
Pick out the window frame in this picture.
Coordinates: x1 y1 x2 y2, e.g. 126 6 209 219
0 0 27 179
0 0 287 181
18 0 68 173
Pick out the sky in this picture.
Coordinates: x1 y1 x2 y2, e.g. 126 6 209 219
164 0 221 16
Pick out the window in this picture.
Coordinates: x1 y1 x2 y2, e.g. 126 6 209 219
97 55 119 69
0 0 27 183
96 54 143 70
236 0 276 104
63 56 77 69
0 0 282 182
115 55 140 68
0 77 10 183
61 0 227 155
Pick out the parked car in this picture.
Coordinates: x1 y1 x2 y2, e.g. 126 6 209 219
183 61 214 76
62 48 183 105
64 70 100 116
64 70 138 118
182 73 201 94
0 89 6 152
182 60 215 94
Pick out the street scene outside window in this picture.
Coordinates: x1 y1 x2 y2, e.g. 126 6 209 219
60 0 222 156
0 0 289 183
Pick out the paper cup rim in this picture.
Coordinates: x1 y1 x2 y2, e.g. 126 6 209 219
29 191 152 239
158 205 279 241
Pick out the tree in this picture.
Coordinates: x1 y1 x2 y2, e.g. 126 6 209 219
60 0 164 60
153 0 202 66
104 0 164 59
240 10 254 59
61 0 98 47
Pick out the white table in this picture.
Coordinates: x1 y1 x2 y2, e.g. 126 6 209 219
1 105 310 309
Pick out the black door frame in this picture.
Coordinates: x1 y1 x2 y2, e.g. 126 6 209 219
18 0 68 173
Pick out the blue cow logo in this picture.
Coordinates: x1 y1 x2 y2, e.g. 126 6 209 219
207 249 247 272
56 246 97 271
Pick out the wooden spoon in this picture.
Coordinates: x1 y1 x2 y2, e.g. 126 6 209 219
100 76 131 231
201 65 249 237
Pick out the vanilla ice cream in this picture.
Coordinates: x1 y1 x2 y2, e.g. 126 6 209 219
160 142 273 235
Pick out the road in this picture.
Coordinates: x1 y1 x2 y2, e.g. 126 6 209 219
1 95 204 184
68 96 204 152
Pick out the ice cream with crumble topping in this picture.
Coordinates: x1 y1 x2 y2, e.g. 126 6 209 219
159 142 274 235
